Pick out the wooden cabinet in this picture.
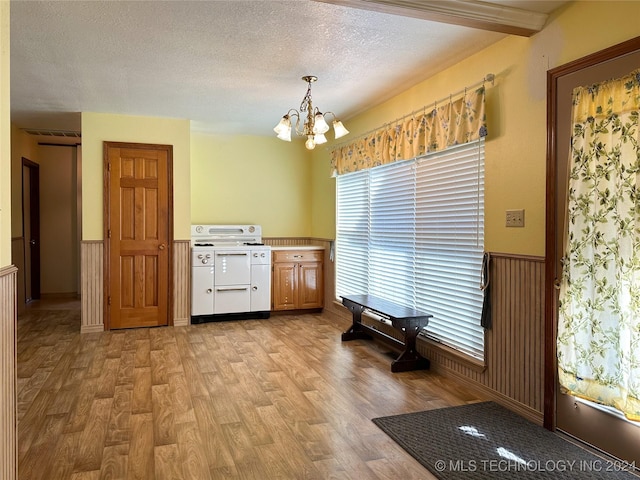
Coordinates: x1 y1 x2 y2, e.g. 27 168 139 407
272 249 324 311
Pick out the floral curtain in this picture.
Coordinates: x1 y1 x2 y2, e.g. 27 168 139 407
330 86 487 176
557 69 640 421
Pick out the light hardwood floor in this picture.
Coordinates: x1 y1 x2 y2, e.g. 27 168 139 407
17 300 485 479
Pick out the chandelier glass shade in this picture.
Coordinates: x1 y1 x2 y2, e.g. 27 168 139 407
273 75 349 150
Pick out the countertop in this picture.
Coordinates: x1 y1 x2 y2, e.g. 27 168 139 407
269 245 325 251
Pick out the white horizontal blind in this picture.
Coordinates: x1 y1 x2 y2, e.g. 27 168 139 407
415 142 485 358
336 170 369 297
369 160 415 305
335 139 485 359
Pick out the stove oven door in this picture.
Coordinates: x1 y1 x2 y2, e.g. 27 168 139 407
214 251 251 285
213 250 251 313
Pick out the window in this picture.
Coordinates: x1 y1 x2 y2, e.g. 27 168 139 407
336 140 485 359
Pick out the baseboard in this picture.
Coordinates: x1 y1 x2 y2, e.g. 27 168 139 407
173 318 189 327
40 292 79 299
80 324 104 334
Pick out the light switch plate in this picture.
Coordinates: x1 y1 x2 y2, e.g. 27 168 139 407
506 209 525 227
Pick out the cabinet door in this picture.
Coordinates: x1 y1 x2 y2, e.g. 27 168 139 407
298 261 323 309
272 262 297 310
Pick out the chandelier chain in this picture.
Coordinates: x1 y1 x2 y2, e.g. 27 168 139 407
300 84 313 113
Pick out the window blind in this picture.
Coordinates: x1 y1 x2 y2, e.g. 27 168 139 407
336 170 369 298
369 160 415 305
336 140 485 359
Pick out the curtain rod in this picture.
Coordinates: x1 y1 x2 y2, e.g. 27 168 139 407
329 73 495 151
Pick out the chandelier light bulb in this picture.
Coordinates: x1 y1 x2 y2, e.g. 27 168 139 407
305 136 316 150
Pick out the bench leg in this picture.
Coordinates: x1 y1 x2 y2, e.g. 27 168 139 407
390 325 430 372
341 303 372 341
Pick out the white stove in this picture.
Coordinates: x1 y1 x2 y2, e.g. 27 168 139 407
191 225 271 322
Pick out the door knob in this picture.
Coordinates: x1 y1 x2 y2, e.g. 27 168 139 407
159 244 165 250
30 239 36 245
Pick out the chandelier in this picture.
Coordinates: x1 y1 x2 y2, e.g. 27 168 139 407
273 75 349 150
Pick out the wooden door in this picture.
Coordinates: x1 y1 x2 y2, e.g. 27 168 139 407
104 142 172 329
546 38 640 463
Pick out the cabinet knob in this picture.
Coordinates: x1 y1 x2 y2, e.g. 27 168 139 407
206 288 213 294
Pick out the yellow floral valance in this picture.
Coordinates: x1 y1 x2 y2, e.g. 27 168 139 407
571 68 640 123
330 86 487 176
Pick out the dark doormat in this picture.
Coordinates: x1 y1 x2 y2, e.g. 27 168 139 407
372 402 638 479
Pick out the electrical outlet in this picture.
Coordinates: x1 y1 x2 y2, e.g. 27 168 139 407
506 209 525 227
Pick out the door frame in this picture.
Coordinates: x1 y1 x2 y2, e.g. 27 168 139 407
22 157 40 302
103 141 174 330
544 35 640 430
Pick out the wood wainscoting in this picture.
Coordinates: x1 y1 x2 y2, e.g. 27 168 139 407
327 252 546 424
172 240 190 326
1 265 17 480
80 240 191 331
81 241 104 333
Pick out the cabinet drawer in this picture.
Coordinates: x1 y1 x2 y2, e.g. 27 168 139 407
273 250 323 263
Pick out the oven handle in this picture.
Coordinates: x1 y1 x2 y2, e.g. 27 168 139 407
215 252 249 256
216 287 249 292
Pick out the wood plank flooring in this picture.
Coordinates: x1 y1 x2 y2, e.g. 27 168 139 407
17 300 485 479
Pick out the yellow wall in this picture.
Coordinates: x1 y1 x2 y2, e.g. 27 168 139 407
309 147 335 239
81 112 191 240
309 1 640 256
190 133 312 237
0 1 10 266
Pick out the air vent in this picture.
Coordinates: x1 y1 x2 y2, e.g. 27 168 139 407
23 129 81 138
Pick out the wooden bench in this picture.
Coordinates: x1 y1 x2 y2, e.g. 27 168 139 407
341 294 432 373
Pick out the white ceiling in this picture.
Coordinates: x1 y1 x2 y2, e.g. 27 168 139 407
10 0 567 138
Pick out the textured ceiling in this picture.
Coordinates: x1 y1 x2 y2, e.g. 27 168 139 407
10 0 566 137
